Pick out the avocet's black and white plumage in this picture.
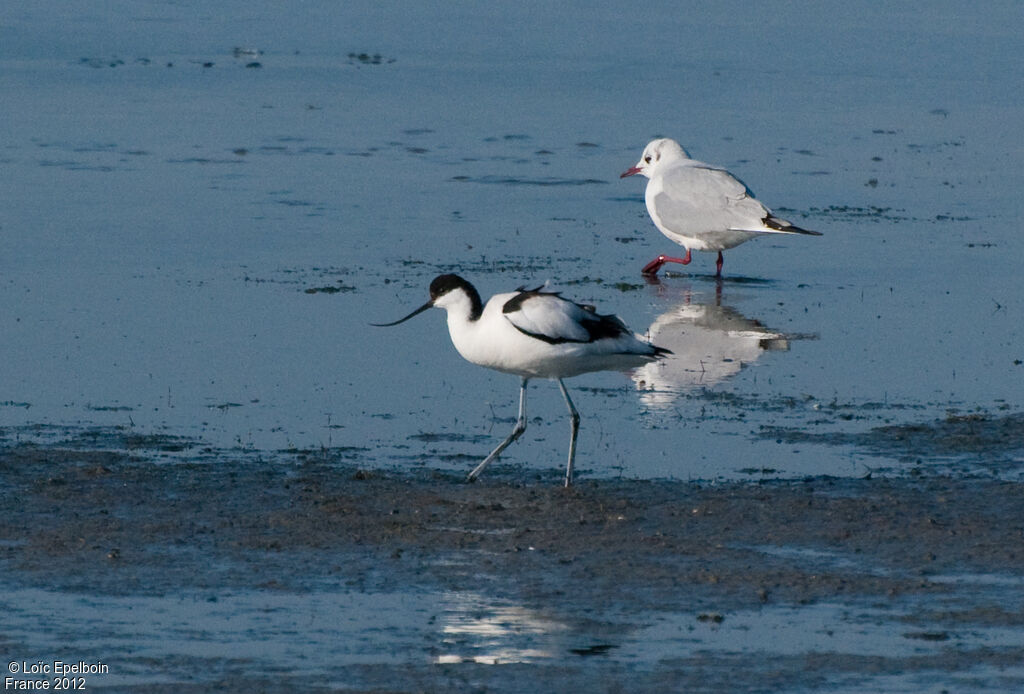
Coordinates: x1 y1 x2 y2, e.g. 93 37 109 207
621 138 822 277
373 274 669 486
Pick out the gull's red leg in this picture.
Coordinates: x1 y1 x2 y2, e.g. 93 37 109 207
715 251 724 277
641 249 692 276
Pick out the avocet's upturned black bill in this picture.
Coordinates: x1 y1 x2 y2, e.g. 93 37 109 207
369 300 434 327
621 138 821 277
373 274 670 486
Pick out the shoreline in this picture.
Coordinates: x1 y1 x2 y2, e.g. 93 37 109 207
2 440 1022 690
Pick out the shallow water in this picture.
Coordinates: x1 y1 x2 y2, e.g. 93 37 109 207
5 585 1022 686
2 2 1023 692
3 1 1023 482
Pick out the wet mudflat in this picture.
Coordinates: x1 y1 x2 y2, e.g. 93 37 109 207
2 437 1023 692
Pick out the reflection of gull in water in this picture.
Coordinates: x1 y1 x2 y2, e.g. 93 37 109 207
633 294 793 408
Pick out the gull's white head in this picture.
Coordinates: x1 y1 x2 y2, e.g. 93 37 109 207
620 138 689 179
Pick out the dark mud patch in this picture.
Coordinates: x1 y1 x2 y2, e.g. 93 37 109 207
763 411 1024 474
433 256 562 277
800 205 913 224
242 266 357 291
650 271 780 285
4 425 205 456
1 400 33 409
450 175 607 186
303 283 356 294
408 432 492 444
346 52 395 66
1 436 1023 691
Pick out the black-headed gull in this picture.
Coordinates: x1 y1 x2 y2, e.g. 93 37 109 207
373 274 669 486
621 138 821 277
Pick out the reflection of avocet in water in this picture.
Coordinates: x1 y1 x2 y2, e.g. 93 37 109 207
633 288 802 408
435 591 569 664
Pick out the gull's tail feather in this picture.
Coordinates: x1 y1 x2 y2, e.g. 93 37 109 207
763 215 822 236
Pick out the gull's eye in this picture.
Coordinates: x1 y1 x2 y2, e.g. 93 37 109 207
644 155 652 163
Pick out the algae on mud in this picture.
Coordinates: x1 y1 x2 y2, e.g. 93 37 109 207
2 437 1023 691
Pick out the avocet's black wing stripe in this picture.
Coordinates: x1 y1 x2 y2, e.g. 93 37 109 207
503 290 633 345
503 287 556 314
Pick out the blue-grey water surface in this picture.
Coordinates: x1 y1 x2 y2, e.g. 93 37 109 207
3 1 1022 481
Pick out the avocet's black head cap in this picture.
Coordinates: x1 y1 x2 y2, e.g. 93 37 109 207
428 274 482 320
429 274 472 300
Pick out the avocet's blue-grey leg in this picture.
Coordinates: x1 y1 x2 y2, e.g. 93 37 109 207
557 379 580 487
467 377 529 482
